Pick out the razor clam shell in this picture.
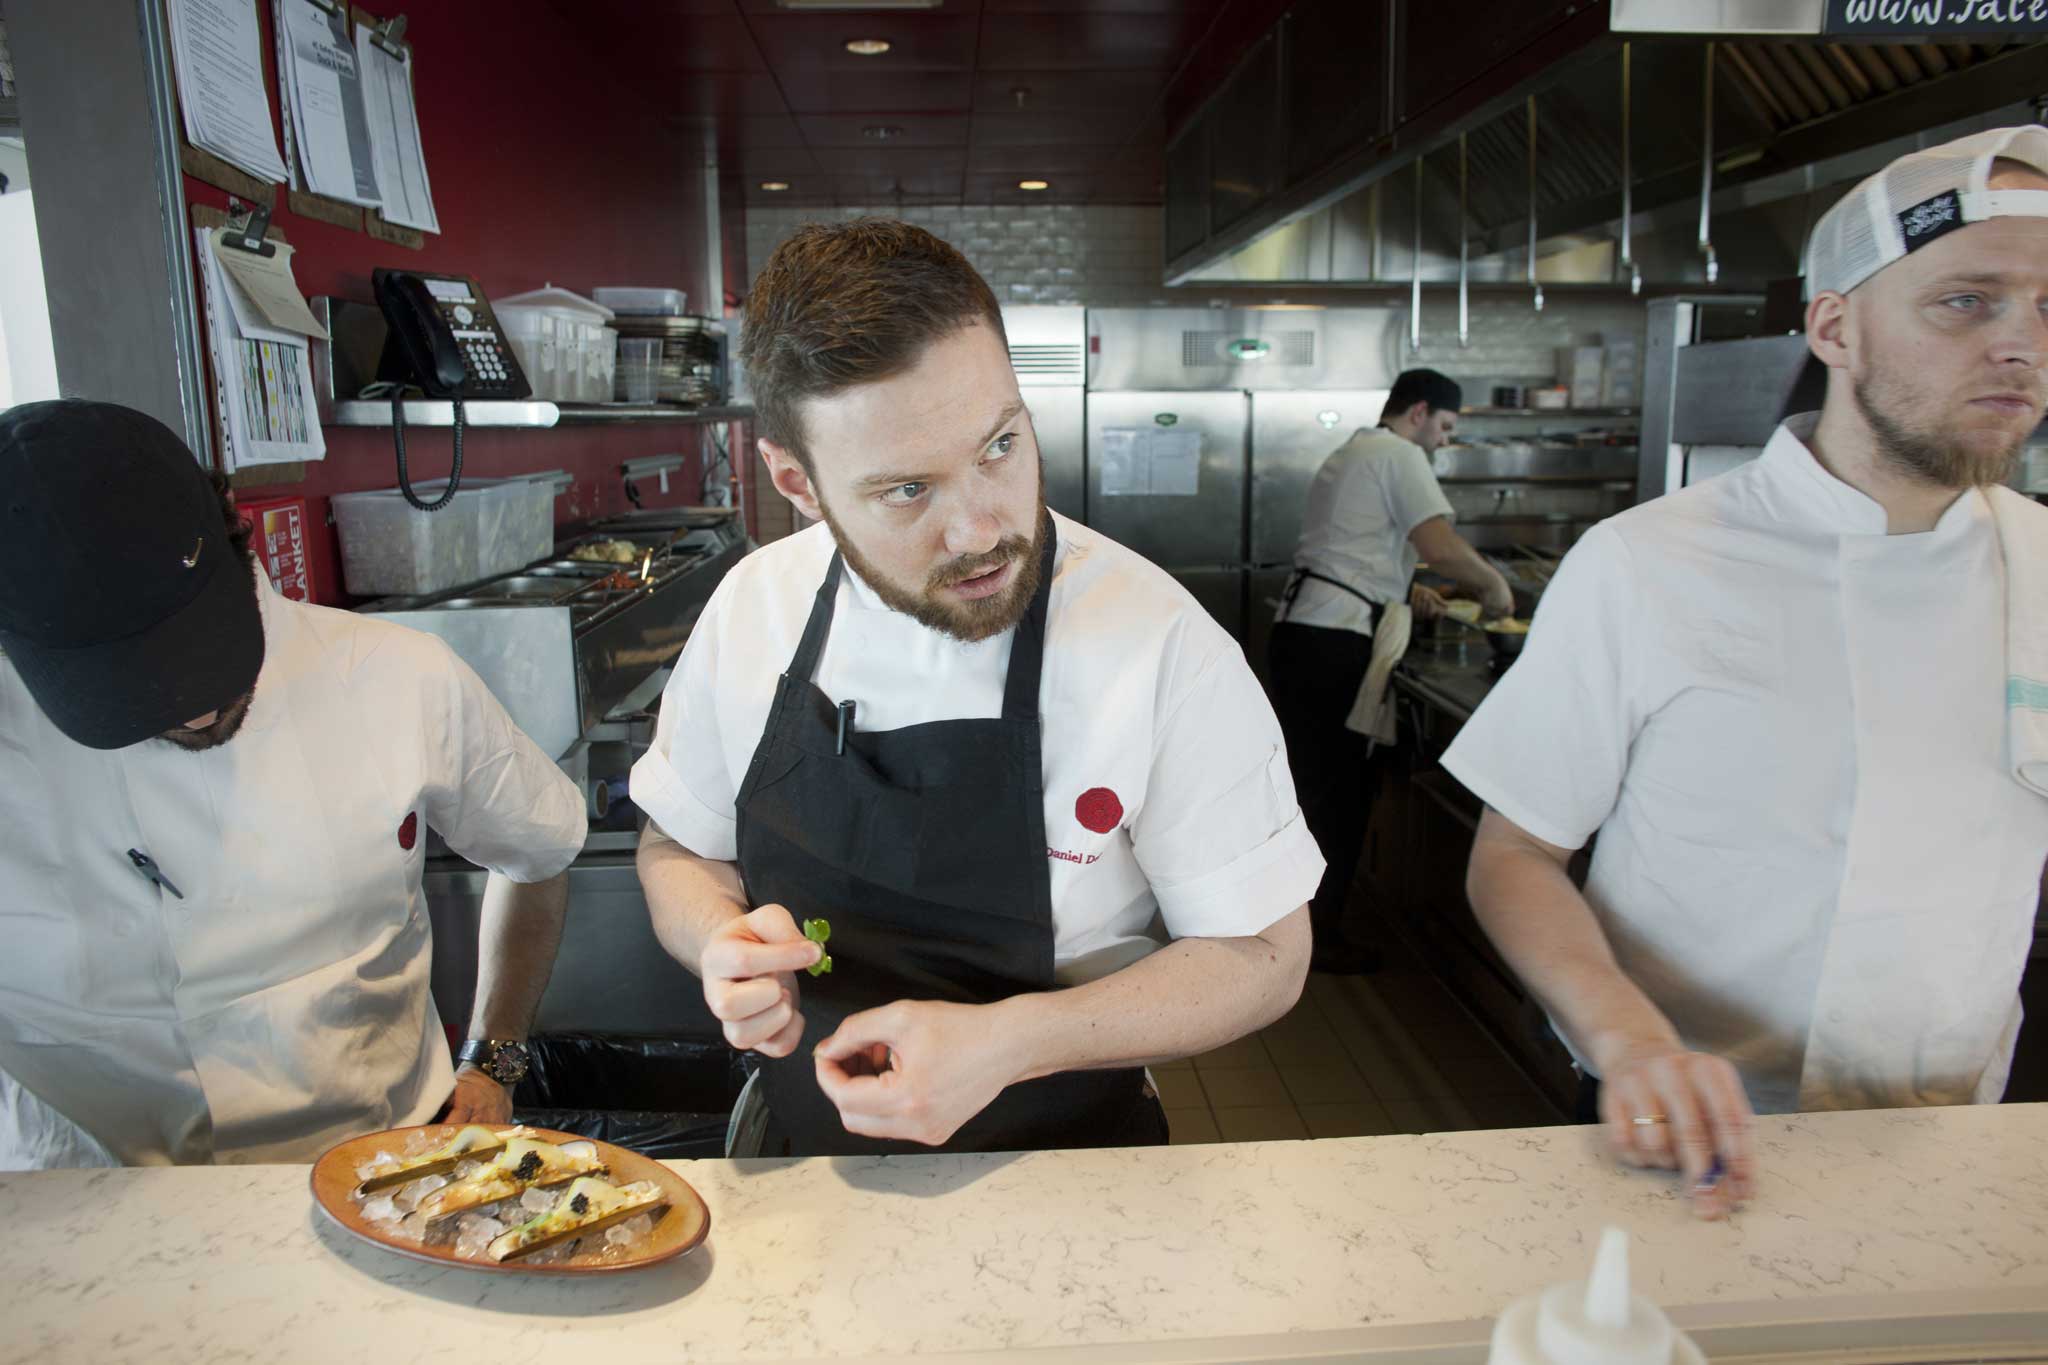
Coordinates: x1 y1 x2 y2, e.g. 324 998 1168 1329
487 1193 670 1263
417 1158 610 1224
350 1129 512 1199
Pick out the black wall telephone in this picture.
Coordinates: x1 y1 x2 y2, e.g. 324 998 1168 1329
371 269 531 511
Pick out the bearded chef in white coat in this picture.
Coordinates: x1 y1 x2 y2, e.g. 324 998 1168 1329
0 401 586 1168
1446 128 2048 1220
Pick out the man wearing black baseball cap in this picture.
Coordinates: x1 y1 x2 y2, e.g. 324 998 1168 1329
0 400 586 1167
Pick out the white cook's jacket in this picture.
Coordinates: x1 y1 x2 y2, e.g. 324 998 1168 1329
0 573 585 1166
1444 415 2048 1113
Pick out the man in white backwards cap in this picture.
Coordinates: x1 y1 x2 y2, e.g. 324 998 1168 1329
1443 127 2048 1218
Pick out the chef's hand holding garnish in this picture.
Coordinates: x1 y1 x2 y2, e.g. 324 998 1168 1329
700 903 823 1057
1410 583 1450 621
445 1065 514 1125
812 1000 1013 1146
1592 1031 1757 1222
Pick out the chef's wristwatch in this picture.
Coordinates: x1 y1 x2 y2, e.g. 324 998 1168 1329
456 1037 530 1086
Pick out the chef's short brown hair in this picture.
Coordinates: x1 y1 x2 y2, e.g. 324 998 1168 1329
741 219 1006 475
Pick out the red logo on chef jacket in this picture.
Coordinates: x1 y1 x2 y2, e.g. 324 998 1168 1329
1050 788 1122 864
398 812 419 851
1075 787 1123 833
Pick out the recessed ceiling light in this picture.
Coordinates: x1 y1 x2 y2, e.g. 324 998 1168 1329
759 181 791 192
844 38 892 56
1018 179 1050 191
862 124 904 140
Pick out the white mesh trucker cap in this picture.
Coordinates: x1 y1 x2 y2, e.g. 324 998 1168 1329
1806 124 2048 299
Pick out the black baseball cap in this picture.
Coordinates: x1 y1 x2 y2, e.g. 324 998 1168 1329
0 400 265 750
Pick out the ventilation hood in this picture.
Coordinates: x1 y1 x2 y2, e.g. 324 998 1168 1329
1165 1 2048 293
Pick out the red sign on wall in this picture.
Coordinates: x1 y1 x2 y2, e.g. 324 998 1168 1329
240 496 314 602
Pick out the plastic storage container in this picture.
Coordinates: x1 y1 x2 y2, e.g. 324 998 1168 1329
610 315 725 405
332 475 554 597
586 325 617 403
494 285 615 403
593 286 688 317
615 336 662 404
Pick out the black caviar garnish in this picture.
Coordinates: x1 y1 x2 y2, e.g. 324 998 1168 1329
570 1192 590 1216
514 1151 543 1181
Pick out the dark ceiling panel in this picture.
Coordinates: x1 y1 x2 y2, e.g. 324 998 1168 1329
823 172 971 198
967 142 1129 173
796 113 972 147
736 0 982 10
662 74 793 117
780 71 974 114
635 2 1215 206
810 146 970 176
973 111 1137 146
973 69 1168 114
979 12 1206 69
733 114 810 148
569 5 768 72
984 0 1221 11
736 147 823 180
748 15 980 72
962 171 1161 204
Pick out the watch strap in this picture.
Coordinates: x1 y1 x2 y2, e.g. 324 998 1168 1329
457 1038 525 1076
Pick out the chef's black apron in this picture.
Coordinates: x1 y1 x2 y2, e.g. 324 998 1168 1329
733 522 1165 1156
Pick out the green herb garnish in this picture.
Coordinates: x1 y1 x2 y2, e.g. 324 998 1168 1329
803 918 833 977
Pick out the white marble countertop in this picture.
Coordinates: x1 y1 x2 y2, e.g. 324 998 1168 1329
5 1105 2048 1364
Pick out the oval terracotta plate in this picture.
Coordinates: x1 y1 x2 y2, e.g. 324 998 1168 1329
310 1124 710 1275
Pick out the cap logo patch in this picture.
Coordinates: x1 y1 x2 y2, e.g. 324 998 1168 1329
1899 190 1964 252
181 537 204 569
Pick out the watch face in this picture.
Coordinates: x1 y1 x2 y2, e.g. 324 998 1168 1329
486 1041 529 1085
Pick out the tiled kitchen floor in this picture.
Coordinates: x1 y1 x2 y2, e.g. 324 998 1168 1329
1158 935 1568 1144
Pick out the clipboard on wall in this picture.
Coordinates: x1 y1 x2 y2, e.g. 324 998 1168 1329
352 4 428 250
272 0 367 232
191 200 309 487
162 0 281 208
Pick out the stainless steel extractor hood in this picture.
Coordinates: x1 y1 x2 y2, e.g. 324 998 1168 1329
1165 1 2048 292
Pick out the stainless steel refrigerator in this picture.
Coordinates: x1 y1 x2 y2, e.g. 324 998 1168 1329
1002 306 1086 523
1085 307 1397 675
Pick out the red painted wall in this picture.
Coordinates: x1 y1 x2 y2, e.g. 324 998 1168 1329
183 0 751 604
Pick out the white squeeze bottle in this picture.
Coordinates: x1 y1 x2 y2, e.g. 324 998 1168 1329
1488 1226 1706 1365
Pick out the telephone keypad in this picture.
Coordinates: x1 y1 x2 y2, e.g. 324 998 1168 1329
458 334 514 391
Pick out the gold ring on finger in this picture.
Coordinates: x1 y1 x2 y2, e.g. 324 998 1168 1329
1631 1113 1669 1127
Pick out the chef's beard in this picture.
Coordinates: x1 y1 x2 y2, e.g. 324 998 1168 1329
1854 370 2026 490
158 686 255 752
818 503 1049 644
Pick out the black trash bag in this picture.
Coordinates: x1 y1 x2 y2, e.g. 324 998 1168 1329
512 1034 750 1160
512 1107 730 1159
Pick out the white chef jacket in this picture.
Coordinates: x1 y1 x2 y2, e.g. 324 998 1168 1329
0 573 586 1168
631 511 1324 984
1279 426 1456 636
1443 414 2048 1114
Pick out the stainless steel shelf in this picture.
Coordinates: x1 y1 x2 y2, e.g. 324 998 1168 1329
554 403 753 426
1460 407 1639 418
1438 476 1636 487
329 399 561 428
327 401 753 429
